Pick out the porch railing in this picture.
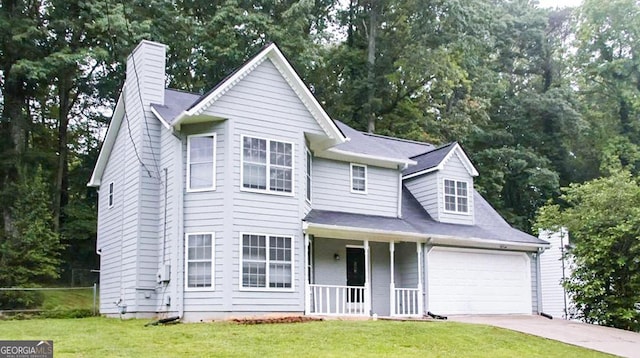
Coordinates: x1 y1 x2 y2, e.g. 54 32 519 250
309 284 366 315
393 287 420 316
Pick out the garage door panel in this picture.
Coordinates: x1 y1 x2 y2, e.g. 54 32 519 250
428 248 531 315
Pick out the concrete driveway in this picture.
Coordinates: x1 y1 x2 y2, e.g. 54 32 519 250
449 315 640 357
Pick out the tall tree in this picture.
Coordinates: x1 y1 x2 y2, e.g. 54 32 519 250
0 167 61 308
0 0 48 235
573 0 640 175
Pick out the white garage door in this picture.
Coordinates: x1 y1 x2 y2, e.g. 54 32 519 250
428 247 532 315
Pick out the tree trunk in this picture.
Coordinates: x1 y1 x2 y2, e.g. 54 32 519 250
53 75 72 233
1 65 29 237
366 0 377 133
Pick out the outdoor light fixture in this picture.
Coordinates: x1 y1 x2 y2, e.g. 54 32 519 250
334 253 340 261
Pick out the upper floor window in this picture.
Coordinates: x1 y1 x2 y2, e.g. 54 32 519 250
350 164 367 194
187 133 216 192
242 136 293 194
444 179 469 213
185 233 214 290
241 233 292 290
108 182 114 208
306 150 312 202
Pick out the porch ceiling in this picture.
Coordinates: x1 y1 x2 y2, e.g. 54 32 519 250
304 222 425 243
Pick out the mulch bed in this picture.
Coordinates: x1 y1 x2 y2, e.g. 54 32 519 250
231 316 324 325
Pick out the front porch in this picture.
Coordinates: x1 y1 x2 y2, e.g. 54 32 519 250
304 235 424 317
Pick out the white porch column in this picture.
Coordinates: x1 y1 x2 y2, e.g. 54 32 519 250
364 240 371 316
417 242 424 316
304 233 310 315
389 241 396 316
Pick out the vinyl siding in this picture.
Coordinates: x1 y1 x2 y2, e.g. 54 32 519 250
395 242 418 288
97 41 166 315
129 43 166 314
181 122 227 312
155 124 182 314
404 153 474 225
539 230 572 318
312 238 391 316
436 154 474 225
530 252 539 314
136 104 163 313
312 238 349 285
404 174 439 220
370 242 391 316
180 59 328 314
98 115 141 314
313 158 399 217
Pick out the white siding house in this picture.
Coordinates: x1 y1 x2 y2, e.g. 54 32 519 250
539 229 574 319
89 40 550 321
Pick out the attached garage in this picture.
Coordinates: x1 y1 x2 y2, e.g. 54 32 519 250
427 247 532 315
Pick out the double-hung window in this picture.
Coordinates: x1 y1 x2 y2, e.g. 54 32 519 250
350 164 367 193
241 234 292 290
444 179 469 213
242 136 293 194
187 134 216 191
185 233 214 290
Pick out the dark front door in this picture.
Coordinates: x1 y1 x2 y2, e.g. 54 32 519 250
346 247 365 303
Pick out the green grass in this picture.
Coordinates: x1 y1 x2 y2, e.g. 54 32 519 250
0 317 613 357
40 288 95 311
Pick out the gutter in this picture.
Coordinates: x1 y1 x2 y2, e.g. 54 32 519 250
428 235 550 251
304 222 549 251
323 147 417 168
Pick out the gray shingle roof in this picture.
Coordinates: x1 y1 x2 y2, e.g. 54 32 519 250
304 187 547 246
150 89 200 124
402 142 457 176
332 121 434 161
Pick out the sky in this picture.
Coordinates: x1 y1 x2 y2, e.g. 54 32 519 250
537 0 583 8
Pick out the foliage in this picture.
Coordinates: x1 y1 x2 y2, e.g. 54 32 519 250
2 0 640 315
535 170 640 331
0 167 62 309
0 318 610 357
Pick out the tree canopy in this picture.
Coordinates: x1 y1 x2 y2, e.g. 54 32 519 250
1 0 640 325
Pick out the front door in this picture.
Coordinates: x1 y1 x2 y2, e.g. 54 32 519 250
346 247 365 303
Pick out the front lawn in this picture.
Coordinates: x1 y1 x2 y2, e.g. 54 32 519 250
0 317 612 357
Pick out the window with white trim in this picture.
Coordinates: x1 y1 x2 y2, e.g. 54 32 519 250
108 182 114 208
185 233 214 289
351 164 367 193
242 136 293 194
241 234 292 289
187 134 216 191
306 149 312 202
444 179 469 213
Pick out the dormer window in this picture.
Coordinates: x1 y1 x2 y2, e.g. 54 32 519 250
351 164 367 194
444 179 468 213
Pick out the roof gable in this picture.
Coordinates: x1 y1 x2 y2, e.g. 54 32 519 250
171 43 346 145
403 142 479 179
88 91 125 187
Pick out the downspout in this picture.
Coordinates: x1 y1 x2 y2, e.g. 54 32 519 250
175 132 185 321
397 164 408 218
422 239 432 316
536 247 544 315
560 229 568 319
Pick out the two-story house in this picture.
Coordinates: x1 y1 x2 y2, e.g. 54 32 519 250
88 40 549 321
